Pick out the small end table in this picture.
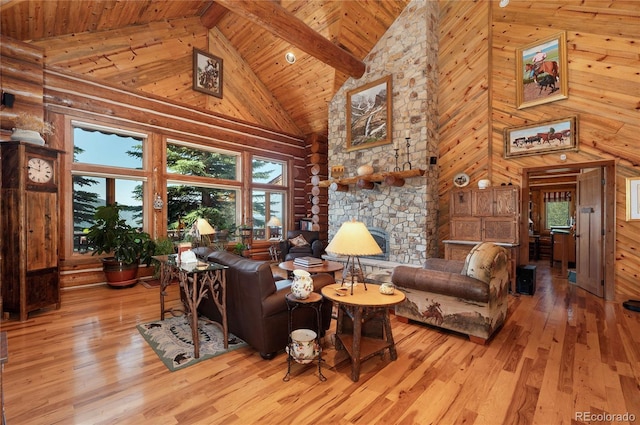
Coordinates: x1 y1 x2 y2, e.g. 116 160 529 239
283 292 326 382
321 283 405 382
153 254 229 359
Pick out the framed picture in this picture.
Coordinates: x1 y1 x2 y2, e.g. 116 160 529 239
515 32 568 109
346 75 392 151
299 218 313 231
504 116 577 158
626 177 640 221
193 48 223 98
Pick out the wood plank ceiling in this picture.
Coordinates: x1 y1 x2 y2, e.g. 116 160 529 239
0 0 410 137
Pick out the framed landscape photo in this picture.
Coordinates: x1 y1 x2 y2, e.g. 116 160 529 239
193 48 223 98
346 75 392 151
626 177 640 221
515 32 568 109
504 116 577 158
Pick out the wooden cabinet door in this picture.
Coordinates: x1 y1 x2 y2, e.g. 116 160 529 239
494 187 519 216
472 189 493 216
26 191 58 270
450 189 472 216
483 217 518 243
450 217 482 241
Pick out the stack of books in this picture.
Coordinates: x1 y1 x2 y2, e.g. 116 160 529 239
293 256 323 267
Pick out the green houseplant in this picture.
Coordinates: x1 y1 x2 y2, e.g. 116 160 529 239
86 204 156 287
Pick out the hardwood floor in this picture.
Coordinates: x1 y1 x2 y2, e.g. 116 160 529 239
2 262 639 425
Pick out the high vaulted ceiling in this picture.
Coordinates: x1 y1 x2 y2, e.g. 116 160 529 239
0 0 410 137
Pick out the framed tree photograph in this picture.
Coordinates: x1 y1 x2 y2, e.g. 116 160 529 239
515 32 568 109
193 48 223 98
626 177 640 221
346 75 392 151
504 116 577 158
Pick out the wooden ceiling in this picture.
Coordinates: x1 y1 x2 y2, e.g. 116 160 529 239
0 0 410 137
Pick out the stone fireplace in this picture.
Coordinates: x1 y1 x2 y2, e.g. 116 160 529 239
367 226 389 261
325 0 439 270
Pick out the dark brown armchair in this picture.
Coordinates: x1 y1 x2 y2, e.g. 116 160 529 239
279 230 325 261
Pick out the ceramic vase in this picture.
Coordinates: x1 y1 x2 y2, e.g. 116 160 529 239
291 269 313 299
287 328 319 364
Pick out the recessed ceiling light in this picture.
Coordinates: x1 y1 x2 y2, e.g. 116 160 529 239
285 52 296 64
499 0 509 7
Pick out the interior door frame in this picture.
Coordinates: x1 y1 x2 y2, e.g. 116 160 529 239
519 160 616 300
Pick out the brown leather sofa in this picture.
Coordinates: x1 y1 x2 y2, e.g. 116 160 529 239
392 242 510 344
279 230 325 261
192 248 334 359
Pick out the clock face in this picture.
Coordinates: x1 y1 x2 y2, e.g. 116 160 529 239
27 157 54 183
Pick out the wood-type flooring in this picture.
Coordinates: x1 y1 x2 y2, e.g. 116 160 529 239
1 261 639 424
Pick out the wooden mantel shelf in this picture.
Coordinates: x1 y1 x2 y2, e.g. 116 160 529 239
318 168 425 190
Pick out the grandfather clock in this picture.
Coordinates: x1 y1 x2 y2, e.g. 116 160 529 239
0 141 61 321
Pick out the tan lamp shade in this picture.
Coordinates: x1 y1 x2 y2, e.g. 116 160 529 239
325 219 382 257
195 218 215 236
266 216 282 227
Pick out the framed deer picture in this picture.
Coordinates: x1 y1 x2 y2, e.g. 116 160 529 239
515 32 568 109
193 48 223 98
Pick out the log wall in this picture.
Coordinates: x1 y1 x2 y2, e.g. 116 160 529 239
438 0 640 298
0 35 45 135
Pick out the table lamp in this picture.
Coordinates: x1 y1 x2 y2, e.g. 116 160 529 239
194 218 215 246
266 216 282 239
325 219 382 295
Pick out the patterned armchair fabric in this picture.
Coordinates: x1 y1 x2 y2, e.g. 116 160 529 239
392 242 510 344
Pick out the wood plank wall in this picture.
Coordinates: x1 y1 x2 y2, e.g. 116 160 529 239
32 16 301 136
438 0 640 298
437 0 491 253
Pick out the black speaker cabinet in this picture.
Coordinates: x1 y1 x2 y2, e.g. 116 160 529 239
516 265 536 295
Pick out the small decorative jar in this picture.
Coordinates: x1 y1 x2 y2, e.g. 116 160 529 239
291 269 313 299
379 282 395 295
357 164 374 176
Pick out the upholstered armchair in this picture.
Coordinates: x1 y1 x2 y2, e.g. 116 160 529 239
392 242 510 344
279 230 325 261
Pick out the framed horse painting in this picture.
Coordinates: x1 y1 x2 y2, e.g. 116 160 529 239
515 32 568 109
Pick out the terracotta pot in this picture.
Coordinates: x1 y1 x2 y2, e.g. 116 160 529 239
101 257 139 287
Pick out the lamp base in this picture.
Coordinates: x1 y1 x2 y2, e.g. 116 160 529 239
340 256 367 295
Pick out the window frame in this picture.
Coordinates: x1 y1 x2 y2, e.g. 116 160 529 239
66 120 152 259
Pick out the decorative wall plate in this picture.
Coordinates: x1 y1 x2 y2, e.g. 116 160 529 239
453 173 470 187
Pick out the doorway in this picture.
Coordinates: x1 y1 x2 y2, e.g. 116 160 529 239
520 160 615 300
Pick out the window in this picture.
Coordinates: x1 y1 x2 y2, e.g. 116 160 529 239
251 158 286 241
166 141 241 242
544 191 573 229
71 124 148 253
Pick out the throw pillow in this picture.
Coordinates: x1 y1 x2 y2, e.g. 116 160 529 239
289 234 310 247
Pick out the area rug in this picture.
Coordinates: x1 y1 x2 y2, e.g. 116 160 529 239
137 315 246 371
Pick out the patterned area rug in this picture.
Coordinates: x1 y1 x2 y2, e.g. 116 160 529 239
137 315 246 371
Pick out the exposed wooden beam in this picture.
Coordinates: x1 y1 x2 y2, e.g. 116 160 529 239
210 0 366 79
200 2 229 28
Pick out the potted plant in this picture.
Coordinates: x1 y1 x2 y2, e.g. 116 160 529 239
10 113 55 145
86 204 156 287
